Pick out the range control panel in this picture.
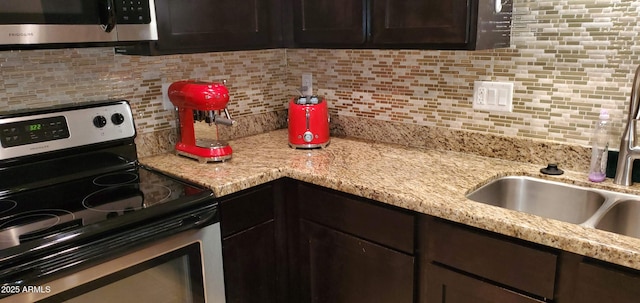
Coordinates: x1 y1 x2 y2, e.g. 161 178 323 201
1 116 69 148
0 101 136 161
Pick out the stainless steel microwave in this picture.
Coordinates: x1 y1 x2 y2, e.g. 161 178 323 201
0 0 158 46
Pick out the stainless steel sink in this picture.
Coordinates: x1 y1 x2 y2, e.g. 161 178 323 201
467 176 640 239
594 200 640 238
466 176 606 224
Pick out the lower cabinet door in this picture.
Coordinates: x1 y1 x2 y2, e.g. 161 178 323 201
298 219 414 303
222 220 277 303
572 261 640 303
425 264 544 303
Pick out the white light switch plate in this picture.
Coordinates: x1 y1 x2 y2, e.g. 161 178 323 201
473 81 513 112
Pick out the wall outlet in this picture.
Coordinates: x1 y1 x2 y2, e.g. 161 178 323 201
473 81 513 112
301 73 313 96
161 83 173 110
476 87 487 105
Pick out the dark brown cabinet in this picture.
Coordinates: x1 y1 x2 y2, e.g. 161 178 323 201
370 0 469 45
219 183 279 303
116 0 512 54
218 179 417 303
290 0 513 50
291 0 367 46
570 261 640 303
298 220 414 303
217 179 640 303
293 182 416 303
117 0 282 55
222 221 276 303
420 218 558 303
425 263 545 303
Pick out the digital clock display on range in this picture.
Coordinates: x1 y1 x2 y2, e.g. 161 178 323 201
28 124 43 132
1 116 69 148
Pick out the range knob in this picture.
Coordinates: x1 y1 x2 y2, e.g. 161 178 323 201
93 115 107 128
111 113 125 125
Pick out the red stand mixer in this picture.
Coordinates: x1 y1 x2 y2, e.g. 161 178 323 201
168 80 236 163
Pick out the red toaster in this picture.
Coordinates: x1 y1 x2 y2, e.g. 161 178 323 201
288 96 330 148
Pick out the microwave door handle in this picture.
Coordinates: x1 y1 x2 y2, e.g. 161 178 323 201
99 0 116 32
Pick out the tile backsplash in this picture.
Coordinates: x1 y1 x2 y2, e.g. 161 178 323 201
0 0 639 155
288 0 640 148
0 47 288 135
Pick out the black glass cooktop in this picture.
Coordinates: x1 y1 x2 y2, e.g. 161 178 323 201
0 167 211 252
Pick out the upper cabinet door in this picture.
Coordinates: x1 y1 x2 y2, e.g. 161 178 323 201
370 0 469 45
118 0 281 55
156 0 271 51
292 0 367 46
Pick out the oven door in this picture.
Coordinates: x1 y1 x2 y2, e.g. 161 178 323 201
0 0 157 45
1 223 225 303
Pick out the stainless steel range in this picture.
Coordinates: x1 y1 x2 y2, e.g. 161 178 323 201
0 100 225 303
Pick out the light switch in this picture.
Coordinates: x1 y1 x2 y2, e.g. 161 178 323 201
472 81 513 113
498 90 508 106
487 88 497 105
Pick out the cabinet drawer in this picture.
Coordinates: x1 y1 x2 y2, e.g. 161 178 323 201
573 261 640 303
429 220 557 299
297 182 415 254
220 183 274 237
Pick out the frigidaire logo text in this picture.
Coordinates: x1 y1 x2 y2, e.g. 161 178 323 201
9 32 34 37
29 145 49 151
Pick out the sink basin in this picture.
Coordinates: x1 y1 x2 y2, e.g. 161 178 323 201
467 175 640 239
594 200 640 238
467 176 606 224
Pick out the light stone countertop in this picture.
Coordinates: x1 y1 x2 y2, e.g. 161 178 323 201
140 129 640 271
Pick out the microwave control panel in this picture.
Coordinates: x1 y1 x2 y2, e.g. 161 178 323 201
117 0 152 24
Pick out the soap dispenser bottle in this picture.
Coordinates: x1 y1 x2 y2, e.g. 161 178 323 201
588 109 610 182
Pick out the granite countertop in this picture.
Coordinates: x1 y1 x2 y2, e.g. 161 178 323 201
140 129 640 270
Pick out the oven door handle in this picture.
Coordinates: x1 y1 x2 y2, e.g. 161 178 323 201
0 205 219 290
181 209 218 228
